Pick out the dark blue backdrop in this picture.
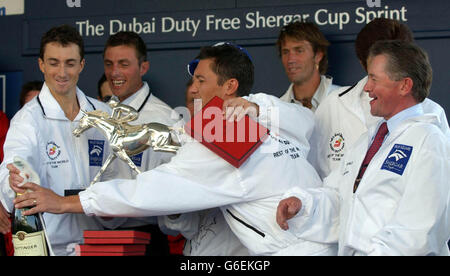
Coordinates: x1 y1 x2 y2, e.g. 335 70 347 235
0 0 448 120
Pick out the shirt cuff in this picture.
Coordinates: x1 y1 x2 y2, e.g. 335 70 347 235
78 189 95 216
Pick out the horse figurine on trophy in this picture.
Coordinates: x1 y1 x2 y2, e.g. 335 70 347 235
73 98 182 185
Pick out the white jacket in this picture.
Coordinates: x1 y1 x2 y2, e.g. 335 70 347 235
280 75 340 112
0 83 115 256
158 209 249 256
158 92 336 256
309 76 450 179
78 93 336 256
286 109 450 255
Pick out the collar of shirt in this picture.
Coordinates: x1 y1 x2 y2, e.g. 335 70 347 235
121 81 151 110
38 82 95 120
287 75 332 112
386 103 424 134
371 103 424 143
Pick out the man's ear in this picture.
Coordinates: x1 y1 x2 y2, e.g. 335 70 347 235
140 60 150 76
79 58 86 73
223 78 239 96
38 58 45 74
314 51 324 69
400 77 414 97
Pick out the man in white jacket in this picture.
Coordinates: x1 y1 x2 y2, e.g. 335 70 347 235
11 43 336 256
277 41 449 256
277 21 340 110
0 25 118 255
101 31 179 255
308 18 449 179
157 76 249 256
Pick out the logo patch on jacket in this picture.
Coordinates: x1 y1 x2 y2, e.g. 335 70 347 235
381 144 412 175
131 152 143 167
46 141 61 160
88 140 104 166
329 133 345 153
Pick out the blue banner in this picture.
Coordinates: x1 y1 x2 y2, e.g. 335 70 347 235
22 0 450 54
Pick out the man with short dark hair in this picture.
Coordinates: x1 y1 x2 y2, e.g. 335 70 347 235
276 40 450 256
0 25 116 255
277 21 340 110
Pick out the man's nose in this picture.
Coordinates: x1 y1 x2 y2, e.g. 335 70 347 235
110 64 121 77
57 64 68 77
286 51 299 63
363 81 372 93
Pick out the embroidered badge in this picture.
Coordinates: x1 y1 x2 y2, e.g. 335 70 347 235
329 133 345 153
381 144 413 175
88 140 105 166
46 141 61 160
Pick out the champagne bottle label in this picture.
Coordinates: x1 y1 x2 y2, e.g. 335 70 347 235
13 231 48 256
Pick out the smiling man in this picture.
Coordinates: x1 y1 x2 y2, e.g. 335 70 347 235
276 41 450 256
364 53 421 119
101 31 179 256
277 22 340 111
0 25 117 255
308 18 449 180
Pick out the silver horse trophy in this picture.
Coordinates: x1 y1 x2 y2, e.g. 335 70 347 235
73 97 181 185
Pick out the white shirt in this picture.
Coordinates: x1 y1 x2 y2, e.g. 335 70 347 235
280 75 340 112
0 83 116 256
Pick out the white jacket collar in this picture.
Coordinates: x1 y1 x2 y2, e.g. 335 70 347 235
368 107 441 143
283 75 333 112
337 76 368 107
121 82 151 112
37 82 95 120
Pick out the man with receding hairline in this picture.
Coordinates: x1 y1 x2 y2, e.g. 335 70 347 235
276 40 450 256
308 18 449 180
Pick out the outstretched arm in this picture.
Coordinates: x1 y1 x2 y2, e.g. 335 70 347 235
223 93 315 145
12 182 83 215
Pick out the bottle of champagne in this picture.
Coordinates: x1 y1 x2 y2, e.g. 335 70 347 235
12 200 49 256
10 157 49 256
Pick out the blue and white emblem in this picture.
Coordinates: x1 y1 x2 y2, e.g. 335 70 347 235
88 140 105 166
381 144 413 175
